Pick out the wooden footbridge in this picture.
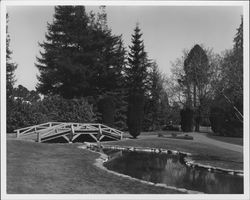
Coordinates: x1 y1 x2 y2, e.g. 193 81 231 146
14 122 123 143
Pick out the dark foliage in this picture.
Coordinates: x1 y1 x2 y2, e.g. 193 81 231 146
127 92 145 138
126 24 150 137
7 95 95 132
113 90 128 130
180 108 194 132
183 44 209 132
209 100 243 137
6 14 17 99
36 6 126 99
98 95 115 127
162 124 179 131
143 62 165 131
13 85 40 102
209 17 243 137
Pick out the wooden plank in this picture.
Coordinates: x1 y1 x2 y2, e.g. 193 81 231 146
89 133 98 142
100 134 119 141
14 122 50 132
99 135 105 141
37 132 41 143
62 135 70 143
72 134 81 142
16 122 124 142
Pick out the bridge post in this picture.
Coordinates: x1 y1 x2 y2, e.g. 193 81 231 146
97 124 102 147
16 130 20 138
37 132 41 143
69 124 75 143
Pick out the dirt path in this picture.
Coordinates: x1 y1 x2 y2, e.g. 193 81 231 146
187 132 243 153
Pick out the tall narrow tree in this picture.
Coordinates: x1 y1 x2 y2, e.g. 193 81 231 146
183 44 210 131
126 24 150 138
144 61 163 130
6 14 17 99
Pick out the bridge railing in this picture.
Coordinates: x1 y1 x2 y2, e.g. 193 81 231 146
15 122 123 142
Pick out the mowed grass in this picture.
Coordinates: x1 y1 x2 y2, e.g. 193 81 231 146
7 139 184 194
105 137 243 170
206 134 243 146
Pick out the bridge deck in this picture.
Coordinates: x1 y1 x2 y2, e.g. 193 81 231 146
14 122 123 143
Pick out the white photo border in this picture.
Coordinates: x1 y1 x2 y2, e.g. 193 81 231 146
1 1 249 200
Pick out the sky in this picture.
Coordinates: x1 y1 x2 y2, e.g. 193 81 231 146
7 5 243 91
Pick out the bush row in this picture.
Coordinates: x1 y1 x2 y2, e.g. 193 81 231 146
179 106 242 137
7 96 96 133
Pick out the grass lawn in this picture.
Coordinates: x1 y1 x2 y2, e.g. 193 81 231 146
122 130 182 138
7 139 184 194
104 137 243 170
206 134 243 146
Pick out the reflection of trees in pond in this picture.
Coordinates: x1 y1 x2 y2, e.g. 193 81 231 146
161 158 187 185
104 150 243 194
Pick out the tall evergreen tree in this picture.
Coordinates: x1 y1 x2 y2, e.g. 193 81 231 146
36 6 126 99
126 24 150 138
6 13 18 133
144 61 163 130
183 44 210 131
6 14 17 99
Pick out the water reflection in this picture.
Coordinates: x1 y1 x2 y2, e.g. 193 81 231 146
103 150 243 194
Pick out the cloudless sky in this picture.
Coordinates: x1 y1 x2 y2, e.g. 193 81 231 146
7 5 242 90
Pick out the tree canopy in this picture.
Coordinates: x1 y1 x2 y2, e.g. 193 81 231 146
36 6 126 99
6 14 17 99
126 24 151 138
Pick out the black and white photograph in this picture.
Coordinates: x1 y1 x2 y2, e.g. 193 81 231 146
1 1 249 200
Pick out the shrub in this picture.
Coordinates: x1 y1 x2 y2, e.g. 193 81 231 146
209 106 243 137
209 107 225 134
127 92 145 138
162 124 179 131
7 95 96 132
180 108 194 132
98 95 115 127
158 132 164 137
7 99 48 132
171 133 177 137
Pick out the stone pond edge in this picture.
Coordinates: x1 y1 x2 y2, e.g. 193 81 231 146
79 144 203 194
83 142 243 177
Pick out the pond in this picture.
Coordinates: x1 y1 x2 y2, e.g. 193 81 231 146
103 149 243 194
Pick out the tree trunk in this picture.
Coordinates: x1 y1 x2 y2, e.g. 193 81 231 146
195 106 201 132
193 84 200 132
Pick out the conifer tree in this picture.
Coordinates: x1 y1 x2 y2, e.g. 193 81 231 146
6 13 18 133
6 14 17 99
183 44 209 131
144 62 163 130
126 24 150 138
36 6 126 99
210 17 243 136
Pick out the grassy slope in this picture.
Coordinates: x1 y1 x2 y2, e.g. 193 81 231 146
206 134 243 146
7 139 184 194
105 137 243 170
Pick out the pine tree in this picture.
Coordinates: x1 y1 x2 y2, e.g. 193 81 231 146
6 14 17 99
126 24 150 138
233 16 243 53
6 13 18 133
209 17 243 137
146 62 163 130
36 6 126 99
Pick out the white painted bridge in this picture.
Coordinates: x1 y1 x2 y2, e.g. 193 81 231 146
15 122 123 143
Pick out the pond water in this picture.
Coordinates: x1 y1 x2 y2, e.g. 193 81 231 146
103 149 243 194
